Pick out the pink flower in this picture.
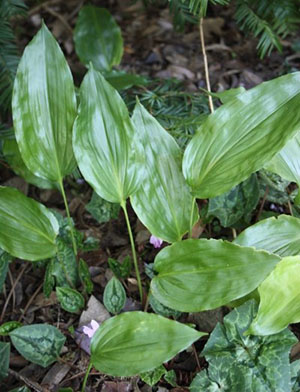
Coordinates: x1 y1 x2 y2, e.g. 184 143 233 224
150 235 163 249
82 320 100 338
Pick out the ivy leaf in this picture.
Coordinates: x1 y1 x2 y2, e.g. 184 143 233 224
56 287 85 313
85 191 120 223
9 324 66 368
0 342 10 381
140 365 166 386
191 301 298 392
103 277 126 314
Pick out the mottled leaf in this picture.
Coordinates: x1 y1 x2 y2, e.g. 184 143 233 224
149 294 181 319
151 239 280 312
85 191 120 223
0 187 59 261
91 312 205 376
140 365 166 386
56 237 78 288
183 73 300 198
103 277 126 314
131 101 198 243
12 23 77 183
0 321 22 336
235 215 300 257
43 259 55 298
0 342 10 381
56 287 85 313
73 68 143 203
10 324 66 368
0 249 10 292
108 256 131 279
74 6 123 71
79 258 93 294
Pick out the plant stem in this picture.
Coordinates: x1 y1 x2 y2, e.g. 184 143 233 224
81 361 93 392
189 197 196 238
121 201 143 303
58 178 77 256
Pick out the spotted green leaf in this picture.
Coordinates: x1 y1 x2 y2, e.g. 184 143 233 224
108 256 132 279
235 215 300 257
0 321 22 336
43 259 55 297
79 258 93 294
149 294 181 319
56 238 78 288
103 277 126 314
191 301 297 392
12 23 77 183
9 324 66 367
140 365 166 386
151 239 280 312
247 256 300 336
85 191 120 223
74 6 123 72
183 72 300 199
56 287 85 313
0 342 10 381
91 311 205 376
130 102 198 243
73 68 143 203
0 187 59 261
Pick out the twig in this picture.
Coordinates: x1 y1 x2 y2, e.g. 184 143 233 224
255 186 269 222
44 5 73 35
192 344 201 372
288 199 294 216
8 268 16 313
18 282 43 322
199 18 214 114
0 264 28 323
28 0 62 16
8 369 50 392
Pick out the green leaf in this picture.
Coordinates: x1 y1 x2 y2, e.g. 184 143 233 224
0 186 59 261
108 256 132 279
104 70 148 90
43 259 55 298
151 239 280 312
73 67 143 203
78 258 93 294
85 191 120 223
56 237 78 288
183 72 300 199
103 276 126 314
3 139 56 189
130 101 198 243
164 370 177 387
90 311 205 376
234 215 300 257
209 86 246 104
190 300 297 392
247 256 300 336
9 324 65 368
12 23 77 183
207 174 259 228
74 6 123 72
258 169 290 205
0 321 22 336
149 294 182 319
56 287 85 313
0 342 10 381
8 387 31 392
0 249 10 292
140 365 166 386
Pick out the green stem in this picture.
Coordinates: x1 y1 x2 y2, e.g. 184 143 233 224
81 361 93 392
189 197 196 238
121 201 143 302
58 178 77 256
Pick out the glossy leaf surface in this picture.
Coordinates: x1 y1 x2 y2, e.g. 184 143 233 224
131 102 198 242
10 324 65 367
12 23 77 182
248 256 300 335
151 239 280 312
91 311 205 376
74 6 123 71
0 187 59 261
0 342 10 381
191 301 297 392
103 277 126 314
183 72 300 198
56 287 85 313
73 68 143 203
234 215 300 257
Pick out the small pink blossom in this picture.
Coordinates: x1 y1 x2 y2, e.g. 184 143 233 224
82 320 100 338
150 235 163 249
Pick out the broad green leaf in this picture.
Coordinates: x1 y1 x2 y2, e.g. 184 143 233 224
56 287 85 313
78 258 93 294
0 342 10 381
151 239 280 312
12 23 77 183
91 311 205 376
0 249 10 291
103 277 126 314
3 139 55 189
0 321 22 336
10 324 65 367
0 187 59 261
85 191 120 223
247 256 300 336
183 72 300 199
140 365 166 386
207 174 259 228
191 301 297 392
56 237 78 288
74 6 123 71
73 68 143 203
234 215 300 257
130 102 198 243
265 131 300 203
